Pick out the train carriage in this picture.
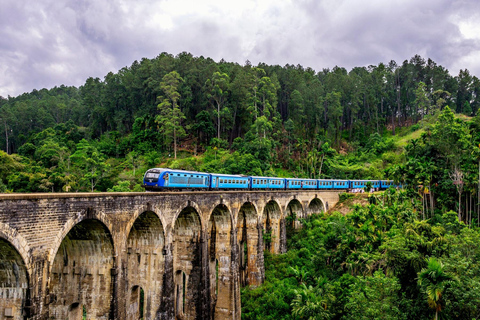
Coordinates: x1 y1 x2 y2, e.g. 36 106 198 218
317 179 334 189
143 168 210 191
380 180 396 189
332 180 350 189
250 176 269 189
250 176 286 189
210 173 250 189
350 180 381 190
285 178 317 189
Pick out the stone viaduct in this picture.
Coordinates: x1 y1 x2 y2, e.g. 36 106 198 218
0 190 340 320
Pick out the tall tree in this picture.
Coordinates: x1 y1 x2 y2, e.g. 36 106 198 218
156 71 186 159
206 71 230 140
418 257 455 320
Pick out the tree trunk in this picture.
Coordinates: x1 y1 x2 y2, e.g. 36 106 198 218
459 192 462 222
429 185 434 217
174 126 177 159
217 101 221 140
4 120 8 154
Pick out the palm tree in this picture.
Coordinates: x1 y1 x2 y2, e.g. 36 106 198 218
291 278 334 320
417 257 455 320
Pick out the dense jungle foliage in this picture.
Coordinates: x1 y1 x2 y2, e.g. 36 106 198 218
242 190 480 320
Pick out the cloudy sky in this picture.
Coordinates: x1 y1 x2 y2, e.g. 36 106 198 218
1 0 480 97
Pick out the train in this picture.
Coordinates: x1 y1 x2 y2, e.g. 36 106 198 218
142 168 400 191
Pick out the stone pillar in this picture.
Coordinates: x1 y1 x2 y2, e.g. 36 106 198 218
230 228 241 320
200 230 212 320
256 223 265 285
158 243 174 320
279 218 287 254
33 259 47 319
110 259 118 320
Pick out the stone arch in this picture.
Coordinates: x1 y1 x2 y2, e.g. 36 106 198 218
307 197 325 215
236 202 262 287
173 205 202 319
0 237 29 320
207 204 233 318
172 201 204 233
124 205 167 246
48 210 115 273
0 223 31 268
126 211 164 320
262 200 282 254
48 219 115 319
286 198 304 230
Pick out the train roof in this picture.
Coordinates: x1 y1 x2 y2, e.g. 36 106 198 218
285 177 317 180
250 176 284 179
210 173 248 178
145 168 209 175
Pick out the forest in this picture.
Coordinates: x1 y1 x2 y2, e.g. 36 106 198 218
1 52 479 194
2 52 480 318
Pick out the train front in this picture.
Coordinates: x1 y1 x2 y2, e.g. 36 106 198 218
142 168 167 191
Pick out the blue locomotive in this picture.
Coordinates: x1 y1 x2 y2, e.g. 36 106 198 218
142 168 399 191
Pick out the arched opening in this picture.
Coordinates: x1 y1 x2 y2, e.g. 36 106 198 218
0 238 29 319
286 199 304 234
262 201 282 254
48 219 114 319
174 270 186 317
173 206 201 319
237 202 261 287
128 286 145 320
67 302 86 320
126 211 164 319
208 204 232 318
307 198 324 216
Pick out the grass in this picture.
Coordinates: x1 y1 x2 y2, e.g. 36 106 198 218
394 128 425 148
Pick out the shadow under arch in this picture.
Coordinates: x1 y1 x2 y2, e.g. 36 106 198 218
307 197 325 215
0 222 31 270
127 285 145 320
126 211 165 320
171 201 204 233
48 219 115 320
173 205 202 319
286 198 304 231
48 211 115 273
237 202 263 287
208 203 233 318
262 200 282 254
0 237 30 319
